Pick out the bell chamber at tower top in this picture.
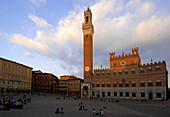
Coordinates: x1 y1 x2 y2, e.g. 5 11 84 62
82 7 94 36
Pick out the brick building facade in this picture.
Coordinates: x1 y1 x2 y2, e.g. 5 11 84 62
32 71 59 94
67 75 83 97
0 57 32 93
81 8 168 100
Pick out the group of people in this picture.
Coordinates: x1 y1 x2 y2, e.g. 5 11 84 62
0 94 32 110
55 107 64 114
92 109 104 116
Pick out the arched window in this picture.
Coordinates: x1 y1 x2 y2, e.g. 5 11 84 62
132 92 136 97
119 71 122 75
96 83 100 87
148 80 153 87
141 92 145 97
125 82 129 87
86 16 89 23
140 68 144 74
157 92 161 98
156 66 161 72
125 70 128 75
147 67 152 73
102 83 105 87
132 81 136 87
114 92 117 96
101 72 105 76
131 69 135 75
96 73 100 77
113 82 117 87
107 83 110 87
119 82 123 87
113 71 117 76
102 92 105 97
141 81 145 87
119 92 123 97
97 92 100 97
126 92 129 97
107 92 111 96
156 80 161 86
107 72 110 76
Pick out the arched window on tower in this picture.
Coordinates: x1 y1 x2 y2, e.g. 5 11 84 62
86 16 89 23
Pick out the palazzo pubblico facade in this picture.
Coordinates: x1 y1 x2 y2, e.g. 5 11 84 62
81 8 168 101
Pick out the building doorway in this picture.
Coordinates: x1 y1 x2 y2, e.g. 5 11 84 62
148 92 153 100
82 86 89 97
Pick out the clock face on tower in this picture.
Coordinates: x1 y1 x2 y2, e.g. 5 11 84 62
85 66 90 71
120 61 126 66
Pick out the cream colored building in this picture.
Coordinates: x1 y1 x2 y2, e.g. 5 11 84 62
0 57 32 93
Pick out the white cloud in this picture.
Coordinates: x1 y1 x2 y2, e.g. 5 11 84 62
30 0 46 7
9 34 50 55
28 14 53 29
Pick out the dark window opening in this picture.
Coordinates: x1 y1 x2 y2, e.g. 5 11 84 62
141 83 145 87
119 84 123 87
119 72 122 75
126 92 129 97
132 83 136 87
125 83 129 87
140 70 144 74
96 73 100 77
102 84 105 87
156 68 161 72
107 84 110 87
113 84 117 87
113 72 116 76
148 82 153 87
107 73 110 76
102 92 105 97
147 69 152 73
132 92 136 97
131 71 135 75
86 16 88 23
101 73 105 77
125 71 128 75
107 92 111 96
156 82 161 86
120 92 123 97
96 84 100 87
157 93 161 98
114 92 117 96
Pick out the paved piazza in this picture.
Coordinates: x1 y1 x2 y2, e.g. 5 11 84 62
1 94 170 117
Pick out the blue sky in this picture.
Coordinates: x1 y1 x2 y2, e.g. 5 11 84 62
0 0 170 86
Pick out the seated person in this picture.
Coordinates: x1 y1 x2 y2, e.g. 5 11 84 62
60 107 64 113
92 109 96 116
99 109 104 116
55 108 60 113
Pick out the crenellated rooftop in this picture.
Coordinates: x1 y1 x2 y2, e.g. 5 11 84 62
141 61 166 67
94 68 110 72
110 47 139 60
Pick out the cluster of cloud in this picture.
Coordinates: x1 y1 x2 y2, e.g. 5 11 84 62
9 0 170 78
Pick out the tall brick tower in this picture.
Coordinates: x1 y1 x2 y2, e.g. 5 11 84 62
82 7 94 82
